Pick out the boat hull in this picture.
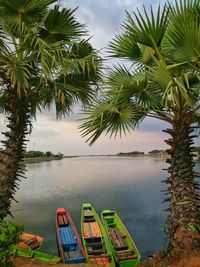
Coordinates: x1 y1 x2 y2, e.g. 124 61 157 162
81 203 115 267
56 208 86 264
101 210 141 267
9 245 61 263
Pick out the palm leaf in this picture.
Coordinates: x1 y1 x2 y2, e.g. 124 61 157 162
123 4 169 50
108 33 142 62
106 65 162 109
0 0 56 26
61 40 102 81
162 0 200 64
80 99 147 145
39 5 86 43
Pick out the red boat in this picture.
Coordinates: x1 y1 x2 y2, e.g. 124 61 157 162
56 208 86 264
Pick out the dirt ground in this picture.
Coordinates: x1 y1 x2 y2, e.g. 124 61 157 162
12 258 97 267
137 250 200 267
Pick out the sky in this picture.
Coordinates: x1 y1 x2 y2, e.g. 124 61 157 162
0 0 199 156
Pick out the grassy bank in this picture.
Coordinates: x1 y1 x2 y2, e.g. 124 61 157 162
12 250 200 267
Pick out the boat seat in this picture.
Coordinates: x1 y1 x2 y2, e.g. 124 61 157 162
58 214 69 227
88 249 105 255
89 254 110 258
106 218 115 226
59 227 77 251
86 241 104 252
84 217 95 222
86 240 102 246
26 237 41 250
84 209 93 217
107 222 115 227
83 222 102 239
115 249 137 261
84 209 95 222
108 228 128 249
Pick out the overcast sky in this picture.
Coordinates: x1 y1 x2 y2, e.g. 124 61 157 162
0 0 199 156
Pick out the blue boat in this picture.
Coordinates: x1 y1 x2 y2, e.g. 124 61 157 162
56 208 86 264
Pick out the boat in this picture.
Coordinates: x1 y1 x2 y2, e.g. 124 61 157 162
17 232 43 250
56 208 86 264
101 210 141 267
9 245 61 263
81 203 115 267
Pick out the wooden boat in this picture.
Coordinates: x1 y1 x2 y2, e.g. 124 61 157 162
101 210 141 267
56 208 86 264
17 232 43 250
81 203 115 267
9 245 61 263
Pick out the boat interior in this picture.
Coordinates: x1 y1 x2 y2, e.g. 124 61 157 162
17 233 43 250
103 213 138 261
57 212 84 262
57 213 69 227
83 209 108 257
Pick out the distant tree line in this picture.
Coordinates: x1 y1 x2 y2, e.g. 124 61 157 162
148 150 165 155
116 150 167 156
25 150 64 159
116 151 145 156
116 149 200 157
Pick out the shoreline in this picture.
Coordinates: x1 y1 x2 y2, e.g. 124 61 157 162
24 153 199 164
24 154 169 163
24 156 63 164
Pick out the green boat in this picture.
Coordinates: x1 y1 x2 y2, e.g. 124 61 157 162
9 245 61 263
81 203 115 267
101 210 141 267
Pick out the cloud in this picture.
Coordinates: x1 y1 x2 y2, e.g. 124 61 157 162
26 112 169 155
64 0 126 50
1 0 199 156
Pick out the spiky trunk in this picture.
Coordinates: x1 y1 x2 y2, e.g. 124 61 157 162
0 85 31 219
163 120 200 251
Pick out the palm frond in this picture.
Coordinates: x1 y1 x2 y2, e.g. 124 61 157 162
60 40 102 83
163 0 200 64
0 0 56 26
147 58 173 89
108 33 142 63
106 64 163 110
39 5 86 43
108 4 169 66
169 0 199 21
2 54 32 94
80 99 147 145
123 4 169 50
0 0 57 41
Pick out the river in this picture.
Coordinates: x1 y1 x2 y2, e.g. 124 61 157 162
10 156 200 259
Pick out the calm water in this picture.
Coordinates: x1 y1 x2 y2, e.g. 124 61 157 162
9 157 200 259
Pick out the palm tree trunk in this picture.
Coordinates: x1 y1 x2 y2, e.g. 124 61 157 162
164 120 200 251
0 86 31 219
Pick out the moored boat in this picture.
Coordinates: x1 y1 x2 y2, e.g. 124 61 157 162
101 210 141 267
9 245 61 263
17 232 43 250
56 208 86 264
81 203 115 267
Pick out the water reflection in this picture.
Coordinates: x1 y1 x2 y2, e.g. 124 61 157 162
10 157 199 259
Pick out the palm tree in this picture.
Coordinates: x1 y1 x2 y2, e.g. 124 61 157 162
0 0 101 219
81 0 200 252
